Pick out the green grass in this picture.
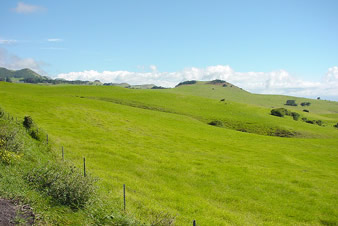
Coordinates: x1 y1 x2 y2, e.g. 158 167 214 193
0 82 337 225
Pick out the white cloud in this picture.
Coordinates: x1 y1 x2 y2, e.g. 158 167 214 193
14 2 45 14
0 39 18 45
47 38 63 42
0 48 47 75
56 65 338 99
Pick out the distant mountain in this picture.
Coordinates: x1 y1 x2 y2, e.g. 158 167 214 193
0 67 48 83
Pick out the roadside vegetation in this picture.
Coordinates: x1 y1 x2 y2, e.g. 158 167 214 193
0 107 138 225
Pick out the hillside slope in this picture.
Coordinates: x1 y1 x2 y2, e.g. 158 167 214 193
168 81 338 116
0 82 337 225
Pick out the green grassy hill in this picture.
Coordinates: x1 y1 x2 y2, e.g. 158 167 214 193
168 81 338 115
0 67 47 82
0 82 337 225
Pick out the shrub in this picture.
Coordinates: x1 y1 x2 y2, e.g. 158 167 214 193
306 120 315 124
271 108 290 117
315 120 323 126
220 99 225 101
300 102 311 106
24 163 96 209
291 112 300 121
303 109 309 112
23 116 33 129
273 128 296 137
334 123 338 129
0 108 4 118
285 100 297 106
0 149 21 165
29 127 40 140
301 117 308 122
208 120 223 127
0 123 23 153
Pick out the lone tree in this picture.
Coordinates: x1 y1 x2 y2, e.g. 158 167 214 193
285 100 297 106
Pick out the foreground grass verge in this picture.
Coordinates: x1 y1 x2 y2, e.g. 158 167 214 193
0 109 138 225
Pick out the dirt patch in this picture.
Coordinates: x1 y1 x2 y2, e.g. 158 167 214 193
0 198 34 225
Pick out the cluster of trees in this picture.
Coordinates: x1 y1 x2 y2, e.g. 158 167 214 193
285 100 297 106
271 108 300 121
0 77 12 82
175 80 197 87
207 79 226 84
271 108 324 126
301 117 323 126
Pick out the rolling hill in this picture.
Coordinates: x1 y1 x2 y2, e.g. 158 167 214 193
0 81 337 225
0 67 48 82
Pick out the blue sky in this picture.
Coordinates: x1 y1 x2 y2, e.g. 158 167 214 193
1 0 338 99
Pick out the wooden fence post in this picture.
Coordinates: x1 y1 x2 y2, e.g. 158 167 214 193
83 157 86 177
123 184 126 211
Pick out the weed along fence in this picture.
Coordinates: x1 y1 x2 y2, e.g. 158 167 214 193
0 110 199 225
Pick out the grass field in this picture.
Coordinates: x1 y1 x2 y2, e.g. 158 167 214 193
0 81 337 225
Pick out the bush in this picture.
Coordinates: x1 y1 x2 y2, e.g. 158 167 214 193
208 120 223 127
315 120 323 126
0 149 21 165
0 108 4 118
300 102 311 106
271 108 290 117
285 100 297 106
273 128 296 137
291 112 300 121
306 120 315 124
334 123 338 129
23 116 33 129
303 109 309 112
24 162 96 209
0 121 24 164
301 117 308 122
0 123 23 154
29 127 40 140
